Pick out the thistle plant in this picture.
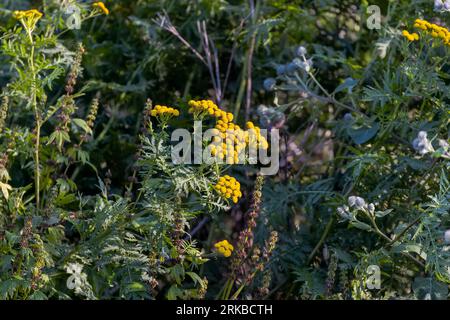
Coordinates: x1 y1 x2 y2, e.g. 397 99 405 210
257 1 450 300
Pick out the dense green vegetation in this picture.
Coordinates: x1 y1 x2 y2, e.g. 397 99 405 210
0 0 449 300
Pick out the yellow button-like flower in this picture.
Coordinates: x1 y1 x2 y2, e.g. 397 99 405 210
214 240 234 257
411 18 450 47
190 99 270 164
402 30 419 42
246 121 254 129
93 2 110 15
13 9 43 30
150 105 180 118
214 175 241 203
13 9 43 20
188 99 221 119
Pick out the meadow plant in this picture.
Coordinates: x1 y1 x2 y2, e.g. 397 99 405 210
0 0 449 301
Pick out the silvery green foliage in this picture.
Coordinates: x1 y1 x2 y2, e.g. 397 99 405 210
257 0 450 300
138 134 228 212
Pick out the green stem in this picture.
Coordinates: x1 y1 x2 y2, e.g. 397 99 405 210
233 63 247 118
364 211 425 268
223 278 235 300
307 216 334 264
27 28 40 212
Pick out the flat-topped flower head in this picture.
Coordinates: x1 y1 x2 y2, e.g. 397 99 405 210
246 121 269 150
13 9 43 31
214 240 234 257
150 105 180 119
189 98 270 164
402 30 419 41
93 2 110 15
14 9 43 20
214 175 242 203
187 99 232 122
212 124 247 164
412 19 450 46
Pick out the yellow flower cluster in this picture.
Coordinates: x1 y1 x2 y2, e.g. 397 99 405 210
150 105 180 117
413 19 450 46
13 9 43 34
214 240 234 257
13 9 43 20
188 100 270 164
13 9 43 31
211 122 247 164
93 2 110 15
246 121 269 150
402 30 419 42
214 175 242 203
188 99 233 122
210 121 269 164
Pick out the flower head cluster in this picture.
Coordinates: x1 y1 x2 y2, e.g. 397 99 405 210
150 105 180 118
188 99 232 121
210 120 268 164
13 9 43 31
214 175 242 203
13 9 43 20
413 19 450 46
412 131 435 155
214 240 234 257
402 30 419 42
93 2 110 15
246 121 269 150
65 263 95 298
296 45 307 56
188 99 269 164
209 124 247 164
291 57 313 72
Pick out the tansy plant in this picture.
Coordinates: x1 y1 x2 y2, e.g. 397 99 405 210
93 2 110 15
